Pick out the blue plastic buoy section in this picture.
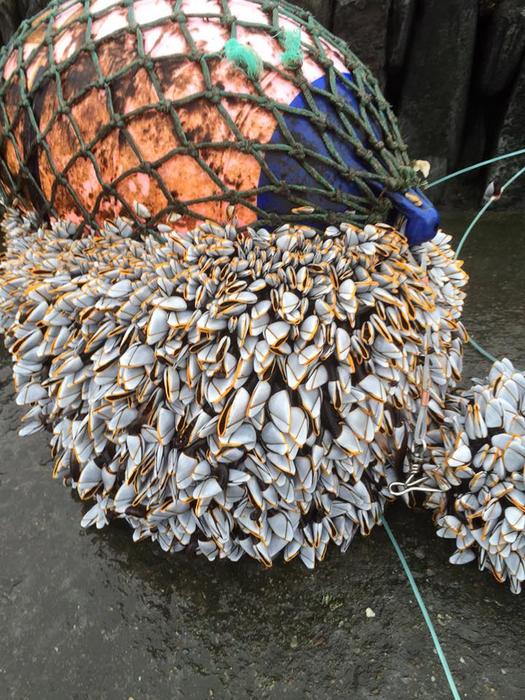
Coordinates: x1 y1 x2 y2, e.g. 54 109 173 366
386 188 441 245
257 73 439 246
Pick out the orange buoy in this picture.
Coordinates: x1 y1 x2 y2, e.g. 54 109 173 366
0 0 439 242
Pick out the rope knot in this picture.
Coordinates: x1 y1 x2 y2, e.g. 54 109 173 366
394 165 426 192
290 144 306 161
207 87 222 104
224 39 262 81
311 113 328 130
280 29 303 70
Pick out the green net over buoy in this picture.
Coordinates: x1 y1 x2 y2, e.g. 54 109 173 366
0 0 429 237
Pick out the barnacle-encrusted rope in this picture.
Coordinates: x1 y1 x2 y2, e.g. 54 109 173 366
380 154 525 694
422 359 525 594
0 0 412 234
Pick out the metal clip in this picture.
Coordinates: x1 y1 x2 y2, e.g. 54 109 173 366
388 472 442 497
388 328 442 498
388 439 442 497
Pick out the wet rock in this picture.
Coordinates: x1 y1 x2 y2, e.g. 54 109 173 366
397 0 478 173
0 0 20 43
0 0 47 43
447 105 488 207
18 0 48 18
480 0 502 17
478 0 525 96
461 107 488 170
299 0 335 28
333 0 392 87
487 55 525 205
387 0 416 76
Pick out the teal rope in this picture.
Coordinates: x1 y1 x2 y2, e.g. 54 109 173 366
468 337 497 364
377 153 525 700
280 29 303 69
454 162 525 370
427 147 525 189
224 38 262 80
455 162 525 260
454 198 492 260
382 516 462 700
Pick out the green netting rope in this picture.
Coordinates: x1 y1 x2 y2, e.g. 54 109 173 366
224 38 263 79
383 517 462 700
280 28 303 69
0 0 413 235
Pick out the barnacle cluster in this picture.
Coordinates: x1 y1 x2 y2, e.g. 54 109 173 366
423 359 525 593
0 208 468 568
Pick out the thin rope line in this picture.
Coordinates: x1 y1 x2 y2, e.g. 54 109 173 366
453 162 525 371
390 156 522 692
454 199 492 260
468 336 497 364
455 162 525 259
427 147 525 189
382 516 462 700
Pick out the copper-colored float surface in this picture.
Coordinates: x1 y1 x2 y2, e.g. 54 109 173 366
0 0 400 232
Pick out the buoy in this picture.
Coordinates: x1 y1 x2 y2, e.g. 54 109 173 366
1 1 522 594
0 0 438 243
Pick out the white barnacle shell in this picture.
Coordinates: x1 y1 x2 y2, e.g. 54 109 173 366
426 359 525 593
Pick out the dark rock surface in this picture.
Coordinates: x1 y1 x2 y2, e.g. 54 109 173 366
397 0 478 174
298 0 335 27
487 54 525 205
17 0 48 18
387 0 416 78
0 0 21 43
449 106 488 208
478 0 525 96
0 0 47 42
333 0 392 87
